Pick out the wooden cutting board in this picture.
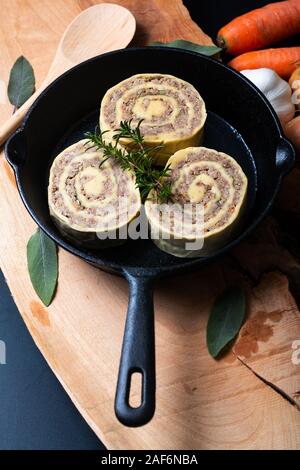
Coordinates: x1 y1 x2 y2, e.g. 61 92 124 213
1 0 300 450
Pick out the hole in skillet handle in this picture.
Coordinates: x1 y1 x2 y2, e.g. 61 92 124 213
114 273 156 427
129 371 143 408
5 128 26 171
276 137 295 176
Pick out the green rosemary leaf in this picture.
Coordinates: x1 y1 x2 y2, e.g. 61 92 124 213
85 120 172 202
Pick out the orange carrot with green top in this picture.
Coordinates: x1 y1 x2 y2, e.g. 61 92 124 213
218 0 300 56
228 47 300 79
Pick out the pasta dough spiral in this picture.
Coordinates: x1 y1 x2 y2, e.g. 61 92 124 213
145 147 248 257
48 140 141 247
100 73 207 165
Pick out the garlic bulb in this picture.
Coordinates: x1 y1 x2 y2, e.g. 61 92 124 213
241 68 295 125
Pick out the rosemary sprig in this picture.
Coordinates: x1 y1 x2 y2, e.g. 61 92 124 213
85 120 172 203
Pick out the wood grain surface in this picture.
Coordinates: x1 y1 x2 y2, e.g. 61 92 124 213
0 2 136 145
0 0 300 450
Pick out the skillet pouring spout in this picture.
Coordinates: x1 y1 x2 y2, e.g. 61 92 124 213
5 128 27 170
276 137 295 176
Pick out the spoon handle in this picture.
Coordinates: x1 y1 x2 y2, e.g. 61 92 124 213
0 82 50 147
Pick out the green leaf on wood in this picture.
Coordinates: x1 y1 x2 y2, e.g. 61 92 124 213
150 40 221 57
207 286 246 358
27 228 58 306
7 55 35 108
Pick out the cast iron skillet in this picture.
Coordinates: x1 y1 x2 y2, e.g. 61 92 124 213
5 47 295 427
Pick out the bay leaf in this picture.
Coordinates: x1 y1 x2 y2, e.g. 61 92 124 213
27 228 58 306
207 286 246 358
150 40 221 57
7 55 35 108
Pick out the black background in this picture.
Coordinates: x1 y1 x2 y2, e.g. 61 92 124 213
0 0 288 450
185 0 273 38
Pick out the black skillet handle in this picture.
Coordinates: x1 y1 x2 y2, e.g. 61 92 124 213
276 136 295 176
115 273 155 427
5 128 26 170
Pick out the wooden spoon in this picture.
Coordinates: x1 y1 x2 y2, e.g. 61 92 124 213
0 3 136 146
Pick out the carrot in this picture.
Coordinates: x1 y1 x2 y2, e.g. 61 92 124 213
217 0 300 56
228 47 300 79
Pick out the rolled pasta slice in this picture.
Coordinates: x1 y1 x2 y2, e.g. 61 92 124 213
48 139 141 248
100 73 207 165
145 147 248 258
